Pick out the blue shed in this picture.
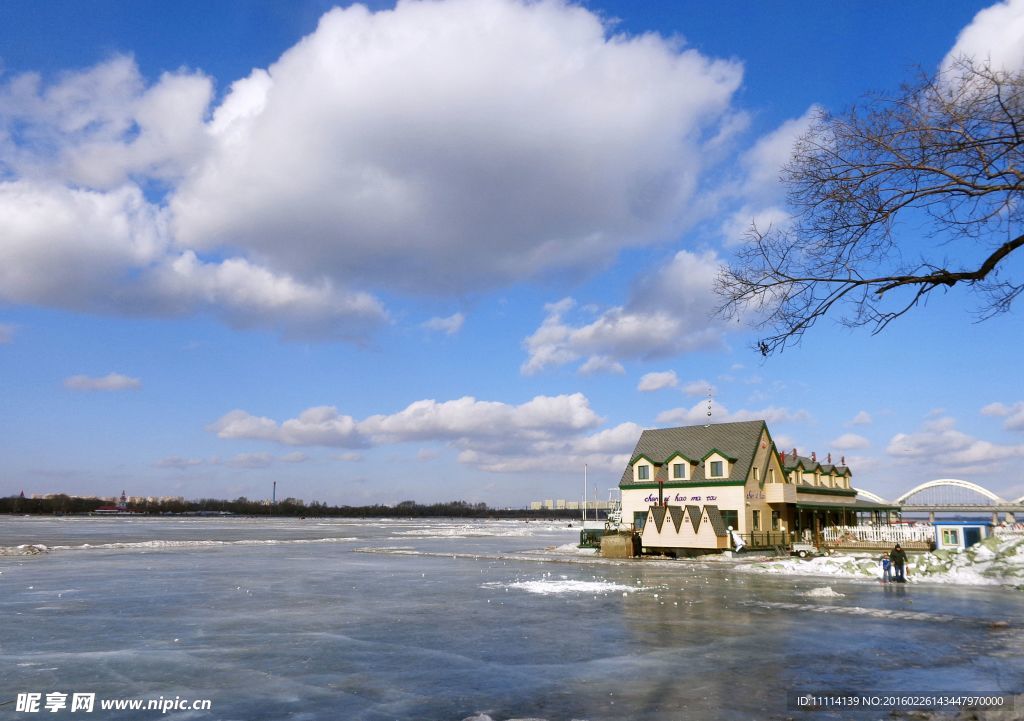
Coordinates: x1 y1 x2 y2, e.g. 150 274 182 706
932 520 992 550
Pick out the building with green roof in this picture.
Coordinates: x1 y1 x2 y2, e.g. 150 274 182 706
620 420 897 553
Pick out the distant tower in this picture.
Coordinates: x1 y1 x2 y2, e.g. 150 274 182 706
118 490 128 510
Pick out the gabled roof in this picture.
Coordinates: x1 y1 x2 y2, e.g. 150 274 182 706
620 420 766 487
650 505 667 533
685 504 701 532
668 505 684 533
703 505 728 537
781 453 851 477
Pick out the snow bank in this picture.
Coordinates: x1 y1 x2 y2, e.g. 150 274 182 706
739 535 1024 586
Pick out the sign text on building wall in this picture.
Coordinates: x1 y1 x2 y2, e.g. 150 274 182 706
644 494 717 503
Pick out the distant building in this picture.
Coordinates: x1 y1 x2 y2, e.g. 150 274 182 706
527 499 610 512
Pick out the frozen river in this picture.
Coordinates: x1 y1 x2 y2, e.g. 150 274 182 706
1 516 1021 720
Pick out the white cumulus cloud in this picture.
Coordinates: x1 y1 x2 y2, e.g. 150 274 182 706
942 0 1024 73
207 392 640 474
522 250 728 373
578 355 626 376
655 401 808 426
170 0 743 296
0 1 750 340
681 379 716 397
848 410 873 426
637 371 679 392
887 416 1024 468
421 312 465 336
829 433 871 451
981 401 1024 432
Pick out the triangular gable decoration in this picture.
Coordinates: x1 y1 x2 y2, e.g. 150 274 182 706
650 506 667 533
668 505 684 532
685 504 702 532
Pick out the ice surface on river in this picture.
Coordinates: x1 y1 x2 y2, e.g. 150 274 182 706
2 516 1022 721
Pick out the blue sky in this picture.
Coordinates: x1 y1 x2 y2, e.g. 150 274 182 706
2 0 1023 507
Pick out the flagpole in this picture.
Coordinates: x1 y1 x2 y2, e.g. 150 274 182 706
582 463 588 524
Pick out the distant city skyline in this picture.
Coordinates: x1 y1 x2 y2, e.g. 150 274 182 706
1 0 1022 506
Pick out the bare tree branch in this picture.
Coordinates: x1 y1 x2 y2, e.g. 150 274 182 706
717 58 1024 355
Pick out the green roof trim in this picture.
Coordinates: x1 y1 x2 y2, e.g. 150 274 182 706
701 447 739 463
794 483 860 495
663 451 696 465
629 453 658 467
620 480 747 489
796 500 901 511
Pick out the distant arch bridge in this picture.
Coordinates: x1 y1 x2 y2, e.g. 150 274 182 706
856 479 1022 522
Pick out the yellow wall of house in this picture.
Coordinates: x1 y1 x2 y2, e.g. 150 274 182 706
741 429 782 534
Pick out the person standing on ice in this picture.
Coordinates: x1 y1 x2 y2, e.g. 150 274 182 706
889 544 908 583
879 554 892 582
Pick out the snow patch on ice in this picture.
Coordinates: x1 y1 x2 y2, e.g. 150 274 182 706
549 542 598 555
798 586 845 598
0 544 50 556
485 579 640 595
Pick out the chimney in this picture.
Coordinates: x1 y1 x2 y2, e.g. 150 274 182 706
811 451 816 462
841 455 846 466
791 448 797 461
827 452 832 464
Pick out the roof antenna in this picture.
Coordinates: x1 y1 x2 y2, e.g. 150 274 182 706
704 387 713 428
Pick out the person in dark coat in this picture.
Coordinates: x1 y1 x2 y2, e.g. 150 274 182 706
889 544 908 583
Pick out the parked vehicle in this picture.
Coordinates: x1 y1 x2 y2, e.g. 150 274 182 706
790 541 819 558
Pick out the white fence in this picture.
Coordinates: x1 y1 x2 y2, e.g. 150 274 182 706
822 524 934 545
993 523 1024 537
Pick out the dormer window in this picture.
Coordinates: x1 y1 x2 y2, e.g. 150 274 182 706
637 464 650 481
701 449 735 479
672 462 686 480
